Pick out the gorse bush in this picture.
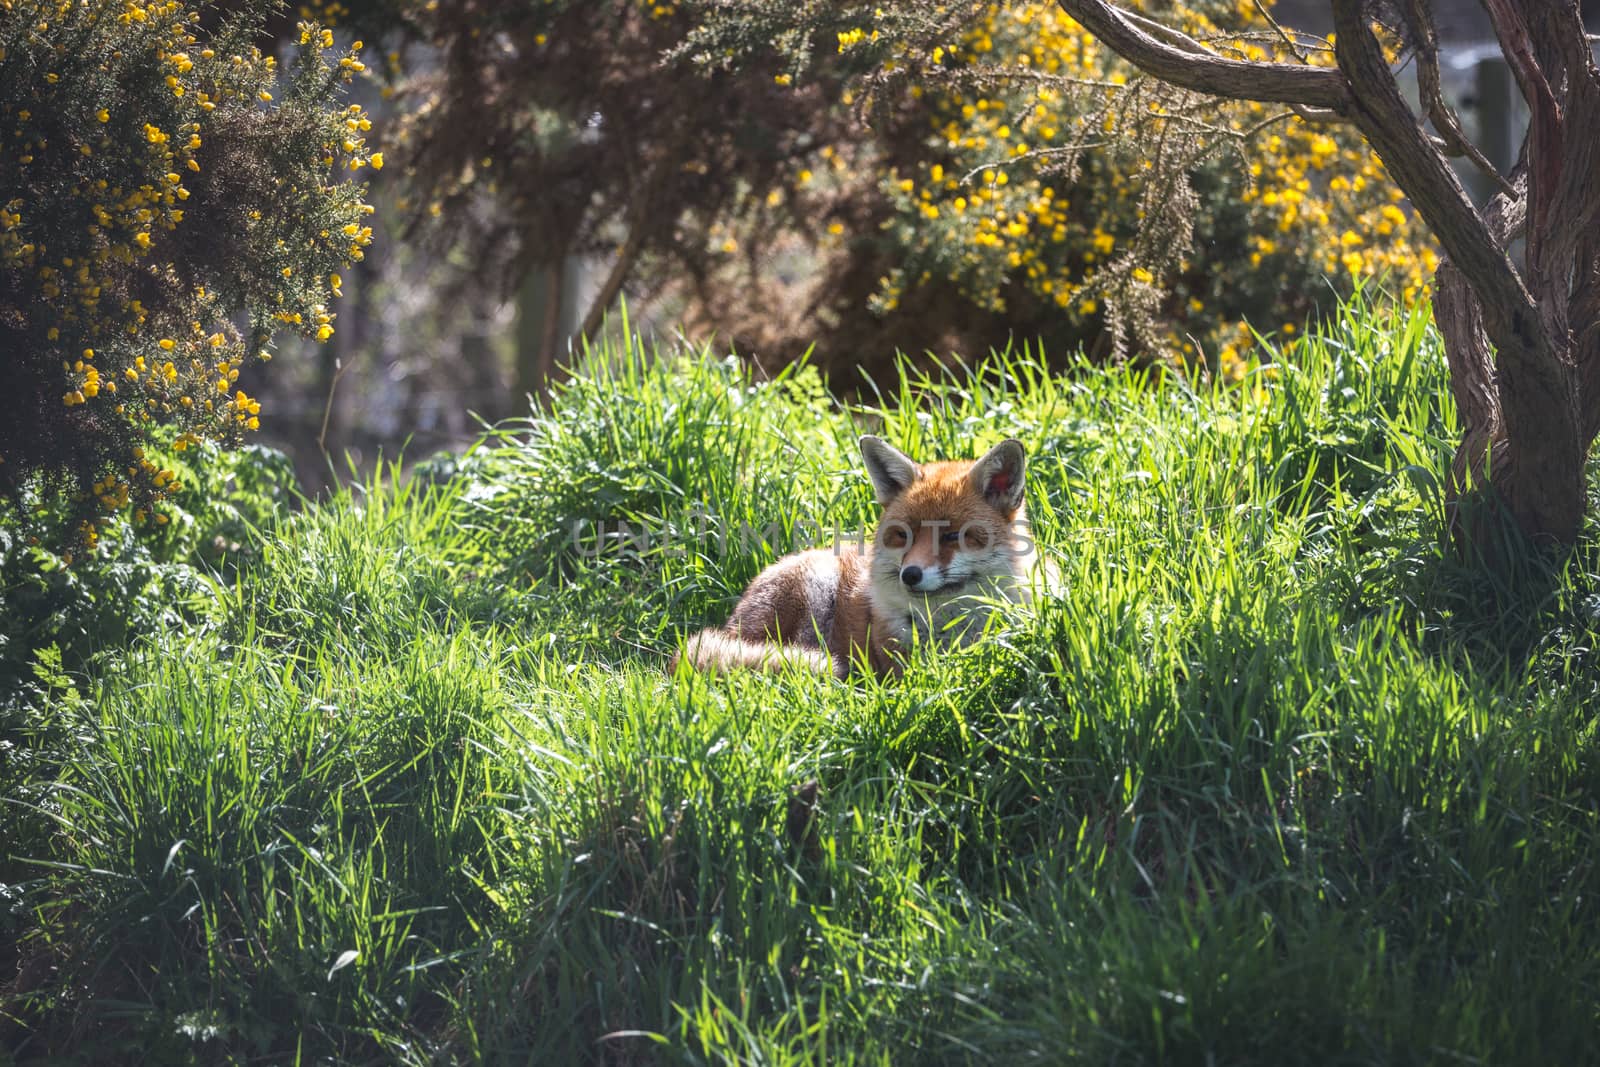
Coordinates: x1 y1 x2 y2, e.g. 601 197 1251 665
871 1 1439 375
0 439 295 705
0 0 378 549
685 0 1437 377
347 0 1434 387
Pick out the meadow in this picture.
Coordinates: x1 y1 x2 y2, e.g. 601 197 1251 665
3 297 1599 1063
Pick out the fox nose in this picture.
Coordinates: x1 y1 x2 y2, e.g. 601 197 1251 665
900 565 923 587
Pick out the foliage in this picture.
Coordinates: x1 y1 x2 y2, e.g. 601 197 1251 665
369 0 863 314
358 0 1434 385
0 0 378 547
0 439 295 706
680 0 1438 376
6 304 1600 1062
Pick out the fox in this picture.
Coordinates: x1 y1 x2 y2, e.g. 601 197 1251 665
675 435 1041 679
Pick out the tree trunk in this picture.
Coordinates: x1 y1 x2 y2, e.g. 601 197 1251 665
515 261 567 405
1051 0 1600 554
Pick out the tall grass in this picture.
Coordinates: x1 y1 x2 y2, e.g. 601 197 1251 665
4 293 1599 1063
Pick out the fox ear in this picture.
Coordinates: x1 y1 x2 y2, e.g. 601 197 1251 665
971 438 1026 512
859 435 919 506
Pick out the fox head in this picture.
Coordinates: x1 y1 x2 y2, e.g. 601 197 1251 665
859 435 1034 637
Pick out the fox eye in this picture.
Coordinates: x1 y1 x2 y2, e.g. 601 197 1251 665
881 526 907 547
941 530 963 545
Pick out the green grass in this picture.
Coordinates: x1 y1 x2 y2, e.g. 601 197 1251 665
4 294 1600 1063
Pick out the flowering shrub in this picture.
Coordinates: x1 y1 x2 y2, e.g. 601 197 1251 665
0 440 295 702
867 2 1438 376
0 0 378 550
679 0 1437 379
326 0 1436 388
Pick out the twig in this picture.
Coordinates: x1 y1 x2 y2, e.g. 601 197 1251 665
1252 0 1310 61
1406 0 1517 197
318 354 357 457
1289 102 1346 123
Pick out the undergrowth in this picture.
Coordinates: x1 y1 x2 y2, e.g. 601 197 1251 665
3 293 1598 1064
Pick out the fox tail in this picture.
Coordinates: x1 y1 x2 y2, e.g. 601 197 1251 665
671 628 834 677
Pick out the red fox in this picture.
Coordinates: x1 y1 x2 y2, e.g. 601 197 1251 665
676 435 1041 679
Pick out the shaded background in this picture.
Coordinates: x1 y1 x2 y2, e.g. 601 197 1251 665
242 0 1597 492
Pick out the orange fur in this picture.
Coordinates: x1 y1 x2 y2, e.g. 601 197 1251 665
676 436 1039 679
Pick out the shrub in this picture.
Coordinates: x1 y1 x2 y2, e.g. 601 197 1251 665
0 0 378 548
0 440 296 706
364 0 1435 386
869 2 1440 376
683 0 1438 378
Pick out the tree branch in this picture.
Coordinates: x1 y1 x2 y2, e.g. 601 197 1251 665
1053 0 1350 110
1482 0 1562 278
1289 103 1346 124
1250 0 1310 63
579 223 646 348
1327 0 1539 355
1405 0 1516 197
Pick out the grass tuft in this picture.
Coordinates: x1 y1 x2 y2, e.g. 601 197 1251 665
5 292 1600 1063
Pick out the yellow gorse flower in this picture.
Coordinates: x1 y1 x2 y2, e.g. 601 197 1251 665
860 0 1435 379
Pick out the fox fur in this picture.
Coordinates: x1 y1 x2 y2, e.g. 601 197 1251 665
674 435 1041 679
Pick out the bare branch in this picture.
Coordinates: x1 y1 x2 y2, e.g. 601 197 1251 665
1405 0 1516 197
1289 103 1346 124
1327 0 1536 344
1481 0 1562 275
1119 8 1211 56
1250 0 1309 62
1053 0 1349 110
